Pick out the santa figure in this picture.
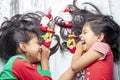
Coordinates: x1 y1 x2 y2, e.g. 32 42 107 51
39 9 52 32
59 5 73 27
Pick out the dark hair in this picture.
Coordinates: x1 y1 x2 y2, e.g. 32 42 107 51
0 14 40 60
88 16 120 62
0 11 60 59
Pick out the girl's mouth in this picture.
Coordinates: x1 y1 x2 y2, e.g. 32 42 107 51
81 40 85 44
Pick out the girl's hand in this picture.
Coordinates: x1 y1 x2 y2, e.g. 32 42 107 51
76 41 84 53
71 41 84 72
40 45 50 70
41 45 50 59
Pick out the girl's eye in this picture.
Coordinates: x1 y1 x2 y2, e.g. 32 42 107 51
83 31 87 34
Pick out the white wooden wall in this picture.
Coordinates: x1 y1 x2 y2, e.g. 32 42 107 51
0 0 120 80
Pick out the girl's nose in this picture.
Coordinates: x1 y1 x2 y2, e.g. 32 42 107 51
79 34 82 39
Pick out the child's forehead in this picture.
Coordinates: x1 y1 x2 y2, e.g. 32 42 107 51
29 35 39 43
82 23 90 30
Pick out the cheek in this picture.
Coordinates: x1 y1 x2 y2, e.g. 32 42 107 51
84 39 93 51
30 47 41 61
29 45 39 53
30 52 41 63
87 40 96 50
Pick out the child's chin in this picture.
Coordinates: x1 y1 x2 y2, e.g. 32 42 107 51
38 58 41 61
36 57 41 62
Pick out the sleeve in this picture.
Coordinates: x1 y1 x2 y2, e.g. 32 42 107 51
0 57 18 80
89 42 110 60
37 63 52 77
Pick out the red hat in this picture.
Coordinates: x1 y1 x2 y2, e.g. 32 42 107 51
64 5 70 12
46 9 52 19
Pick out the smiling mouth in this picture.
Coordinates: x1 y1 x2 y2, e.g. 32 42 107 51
81 40 85 44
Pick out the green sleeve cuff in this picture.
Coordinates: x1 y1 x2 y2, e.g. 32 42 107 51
40 70 51 77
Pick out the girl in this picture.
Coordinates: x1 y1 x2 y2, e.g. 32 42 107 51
0 13 52 80
59 16 120 80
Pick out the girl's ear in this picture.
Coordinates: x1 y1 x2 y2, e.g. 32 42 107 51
97 33 105 42
19 42 27 53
